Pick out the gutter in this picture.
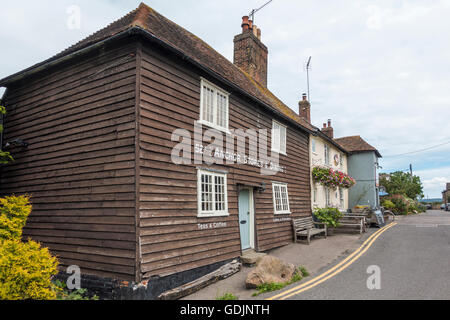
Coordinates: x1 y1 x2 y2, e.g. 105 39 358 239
0 89 7 149
0 26 315 136
312 128 349 155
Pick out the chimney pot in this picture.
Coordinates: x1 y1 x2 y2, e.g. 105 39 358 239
302 93 307 101
253 25 258 38
299 94 311 123
241 16 250 32
257 28 262 40
322 120 334 139
234 15 268 87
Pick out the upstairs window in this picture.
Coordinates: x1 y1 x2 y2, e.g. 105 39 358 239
197 170 229 217
272 120 287 155
325 187 331 207
272 183 291 215
311 139 316 153
324 145 330 166
200 79 230 132
339 188 344 208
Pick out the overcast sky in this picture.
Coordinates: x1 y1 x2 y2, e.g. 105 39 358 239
1 0 449 198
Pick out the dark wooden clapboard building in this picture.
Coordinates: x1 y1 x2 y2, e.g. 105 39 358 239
0 3 314 299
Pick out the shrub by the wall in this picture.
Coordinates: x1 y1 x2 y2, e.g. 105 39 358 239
381 200 396 211
0 239 59 300
0 196 59 300
0 196 32 241
313 207 343 228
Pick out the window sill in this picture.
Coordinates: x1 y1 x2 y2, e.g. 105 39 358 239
271 149 287 157
274 211 291 215
198 212 230 218
195 120 232 135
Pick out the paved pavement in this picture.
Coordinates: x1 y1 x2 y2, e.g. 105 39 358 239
183 228 368 300
265 210 450 300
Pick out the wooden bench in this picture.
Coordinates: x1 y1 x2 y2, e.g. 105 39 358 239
292 217 327 245
337 215 365 234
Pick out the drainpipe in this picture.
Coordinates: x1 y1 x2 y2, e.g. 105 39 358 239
0 89 6 150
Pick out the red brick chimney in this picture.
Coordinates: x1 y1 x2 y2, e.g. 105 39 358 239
299 93 311 123
322 119 334 139
234 16 268 87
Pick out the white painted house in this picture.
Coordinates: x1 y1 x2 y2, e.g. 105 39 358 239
310 129 349 211
298 95 352 212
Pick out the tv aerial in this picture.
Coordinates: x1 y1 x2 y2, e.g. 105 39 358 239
249 0 273 24
304 56 312 102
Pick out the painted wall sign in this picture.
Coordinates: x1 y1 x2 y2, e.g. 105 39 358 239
334 154 340 166
194 144 286 174
273 217 292 223
197 222 228 230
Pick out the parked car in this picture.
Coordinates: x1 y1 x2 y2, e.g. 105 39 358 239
446 204 450 212
441 204 446 210
426 204 432 210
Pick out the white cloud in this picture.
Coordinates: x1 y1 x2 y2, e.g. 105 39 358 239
0 0 449 198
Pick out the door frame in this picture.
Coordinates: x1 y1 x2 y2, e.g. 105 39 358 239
239 187 255 251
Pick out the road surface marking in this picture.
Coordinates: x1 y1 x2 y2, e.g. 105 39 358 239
267 223 398 300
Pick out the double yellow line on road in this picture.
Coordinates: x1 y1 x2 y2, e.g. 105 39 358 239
267 222 398 300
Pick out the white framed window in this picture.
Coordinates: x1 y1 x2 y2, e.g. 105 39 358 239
199 78 230 132
325 187 331 207
340 154 344 170
311 139 316 153
324 145 330 166
272 120 287 155
272 183 291 215
197 169 229 217
339 188 344 208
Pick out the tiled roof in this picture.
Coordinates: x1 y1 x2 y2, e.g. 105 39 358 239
334 136 382 158
1 2 315 133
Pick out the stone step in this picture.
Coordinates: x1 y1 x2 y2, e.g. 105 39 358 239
240 250 267 266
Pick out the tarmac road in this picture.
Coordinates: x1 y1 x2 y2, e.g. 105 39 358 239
268 210 450 300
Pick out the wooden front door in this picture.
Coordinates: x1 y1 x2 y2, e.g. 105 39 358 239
239 188 254 250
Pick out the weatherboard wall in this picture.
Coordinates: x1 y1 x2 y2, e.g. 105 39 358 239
0 41 139 281
137 42 312 279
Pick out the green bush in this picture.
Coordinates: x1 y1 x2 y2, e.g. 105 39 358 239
313 207 343 228
0 196 60 300
53 280 98 300
382 200 395 210
0 196 32 241
387 196 425 215
216 293 238 301
0 239 59 300
0 105 14 165
390 198 408 215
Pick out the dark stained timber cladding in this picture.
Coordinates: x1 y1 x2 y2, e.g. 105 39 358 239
0 42 139 281
137 43 311 279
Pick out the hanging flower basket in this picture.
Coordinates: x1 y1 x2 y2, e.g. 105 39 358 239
312 166 356 189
